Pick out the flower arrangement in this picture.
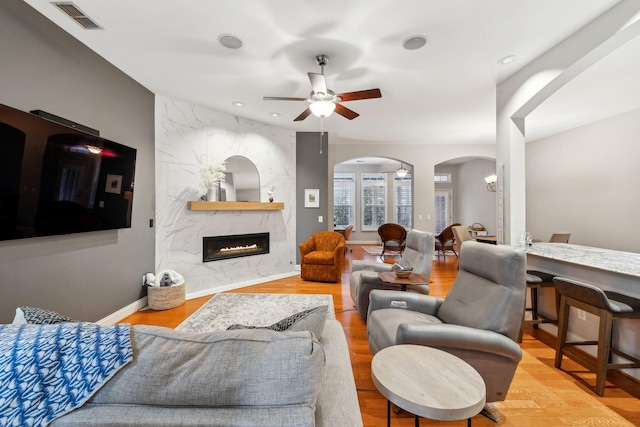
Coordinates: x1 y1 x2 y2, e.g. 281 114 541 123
200 160 226 188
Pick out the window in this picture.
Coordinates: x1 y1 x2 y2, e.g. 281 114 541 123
394 175 412 228
434 173 451 183
333 173 355 227
361 173 386 230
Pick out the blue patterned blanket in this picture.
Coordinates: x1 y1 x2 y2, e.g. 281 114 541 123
0 323 132 427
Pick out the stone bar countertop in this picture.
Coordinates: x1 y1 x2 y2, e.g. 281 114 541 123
526 243 640 278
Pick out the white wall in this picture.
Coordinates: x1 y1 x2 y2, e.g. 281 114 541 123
155 96 297 296
526 108 640 252
453 159 497 235
497 1 640 245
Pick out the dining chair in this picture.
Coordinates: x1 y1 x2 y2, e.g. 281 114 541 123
452 225 472 251
343 225 354 253
434 223 461 258
377 223 407 258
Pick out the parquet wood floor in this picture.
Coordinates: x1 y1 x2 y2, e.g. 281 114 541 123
122 245 640 426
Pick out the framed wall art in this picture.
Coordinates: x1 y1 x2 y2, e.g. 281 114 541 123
304 189 319 208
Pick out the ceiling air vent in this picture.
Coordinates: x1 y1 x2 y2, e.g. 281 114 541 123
53 2 102 29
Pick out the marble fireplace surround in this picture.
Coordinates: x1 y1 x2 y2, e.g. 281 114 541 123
155 96 297 297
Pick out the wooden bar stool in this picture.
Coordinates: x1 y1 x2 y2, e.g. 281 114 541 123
553 277 640 396
518 270 558 342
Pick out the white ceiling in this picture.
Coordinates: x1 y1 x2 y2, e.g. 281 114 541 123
526 27 640 141
22 0 634 145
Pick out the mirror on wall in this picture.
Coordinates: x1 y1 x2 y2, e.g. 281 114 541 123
220 156 260 202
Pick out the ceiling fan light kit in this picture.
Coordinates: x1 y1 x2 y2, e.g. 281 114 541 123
309 100 336 118
264 54 381 122
396 162 409 177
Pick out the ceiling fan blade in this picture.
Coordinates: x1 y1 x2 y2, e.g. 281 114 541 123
294 108 312 121
263 96 307 101
337 88 382 102
308 72 327 94
334 103 359 120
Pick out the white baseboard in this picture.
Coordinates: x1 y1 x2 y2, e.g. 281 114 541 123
97 297 148 326
97 271 300 325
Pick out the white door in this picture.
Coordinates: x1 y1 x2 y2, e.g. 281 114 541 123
434 189 452 234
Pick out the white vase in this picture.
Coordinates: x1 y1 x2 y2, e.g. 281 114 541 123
206 187 217 202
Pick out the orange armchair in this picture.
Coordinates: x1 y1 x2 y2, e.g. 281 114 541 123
299 231 346 283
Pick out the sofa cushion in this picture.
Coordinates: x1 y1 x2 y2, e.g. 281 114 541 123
304 251 336 265
52 405 315 427
227 305 328 338
90 325 325 410
367 308 442 351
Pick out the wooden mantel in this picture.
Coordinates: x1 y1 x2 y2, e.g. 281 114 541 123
188 201 284 211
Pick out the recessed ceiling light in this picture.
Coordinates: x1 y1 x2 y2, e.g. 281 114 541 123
498 55 516 65
269 112 281 118
218 34 243 49
403 36 428 50
232 101 245 107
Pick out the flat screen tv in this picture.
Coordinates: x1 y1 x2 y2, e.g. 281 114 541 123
0 103 137 241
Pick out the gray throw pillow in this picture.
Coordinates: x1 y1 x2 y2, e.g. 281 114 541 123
227 305 328 338
18 306 78 324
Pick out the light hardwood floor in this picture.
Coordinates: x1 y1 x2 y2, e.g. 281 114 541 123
122 246 640 426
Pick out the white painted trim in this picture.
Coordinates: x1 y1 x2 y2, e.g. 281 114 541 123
97 297 148 326
97 271 300 325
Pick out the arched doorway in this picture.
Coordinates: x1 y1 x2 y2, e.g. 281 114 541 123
434 156 496 235
333 157 413 243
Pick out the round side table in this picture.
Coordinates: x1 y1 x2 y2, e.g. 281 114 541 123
371 345 486 426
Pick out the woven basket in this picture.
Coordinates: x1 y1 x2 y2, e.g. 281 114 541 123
147 282 185 310
469 223 485 231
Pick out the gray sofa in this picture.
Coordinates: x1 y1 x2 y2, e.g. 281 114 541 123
52 319 363 427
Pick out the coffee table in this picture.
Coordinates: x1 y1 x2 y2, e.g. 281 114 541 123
371 345 485 426
378 272 431 291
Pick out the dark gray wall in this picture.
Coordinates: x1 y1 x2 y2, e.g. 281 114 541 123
296 132 329 263
0 1 155 323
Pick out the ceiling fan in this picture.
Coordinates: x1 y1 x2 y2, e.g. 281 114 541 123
383 162 410 177
263 54 382 121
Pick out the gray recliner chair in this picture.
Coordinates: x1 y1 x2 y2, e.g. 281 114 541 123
350 229 434 319
366 241 526 416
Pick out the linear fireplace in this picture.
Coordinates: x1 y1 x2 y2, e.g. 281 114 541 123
203 232 269 262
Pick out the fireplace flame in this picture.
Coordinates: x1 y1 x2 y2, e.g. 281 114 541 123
219 244 259 253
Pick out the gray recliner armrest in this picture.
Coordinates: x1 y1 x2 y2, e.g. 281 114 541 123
396 323 523 362
351 260 393 272
368 289 443 317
